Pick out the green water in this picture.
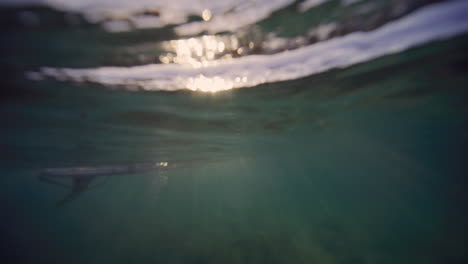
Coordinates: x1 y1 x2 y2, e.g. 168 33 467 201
2 33 468 263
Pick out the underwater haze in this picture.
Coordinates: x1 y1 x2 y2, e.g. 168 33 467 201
1 0 468 263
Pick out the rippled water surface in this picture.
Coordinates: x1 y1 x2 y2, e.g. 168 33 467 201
1 0 468 263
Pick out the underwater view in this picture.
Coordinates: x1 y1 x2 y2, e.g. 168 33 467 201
1 0 468 263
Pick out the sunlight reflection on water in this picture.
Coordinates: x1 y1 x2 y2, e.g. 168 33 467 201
186 74 248 92
159 35 237 67
32 0 468 93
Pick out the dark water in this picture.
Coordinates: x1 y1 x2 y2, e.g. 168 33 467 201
1 1 468 264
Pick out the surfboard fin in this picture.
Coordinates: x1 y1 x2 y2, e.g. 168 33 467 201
56 175 96 206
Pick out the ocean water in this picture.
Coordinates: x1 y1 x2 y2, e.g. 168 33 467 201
1 0 468 263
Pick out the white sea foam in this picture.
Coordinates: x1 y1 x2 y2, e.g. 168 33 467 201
174 0 294 36
1 0 294 33
298 0 331 13
35 0 468 92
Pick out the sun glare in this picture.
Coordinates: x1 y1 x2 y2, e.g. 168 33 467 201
186 75 234 92
159 35 239 67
